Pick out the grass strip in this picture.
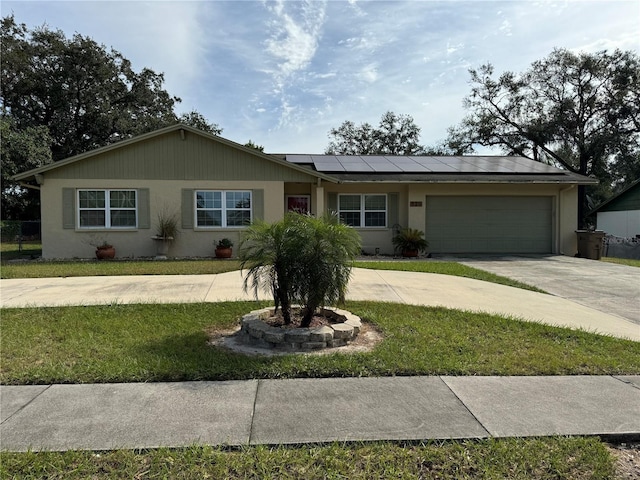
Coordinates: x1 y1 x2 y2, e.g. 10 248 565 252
355 260 545 292
0 259 242 278
601 256 640 268
0 438 616 479
2 301 638 385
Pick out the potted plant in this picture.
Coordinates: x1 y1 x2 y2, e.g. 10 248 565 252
95 241 116 260
215 238 233 258
392 227 428 257
152 209 179 259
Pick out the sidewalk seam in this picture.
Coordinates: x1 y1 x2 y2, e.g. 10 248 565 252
439 377 492 439
248 379 261 444
371 269 406 304
202 275 217 302
611 375 640 390
1 384 52 425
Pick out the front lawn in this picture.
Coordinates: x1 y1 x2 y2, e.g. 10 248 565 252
602 256 640 268
0 258 242 278
0 438 616 479
2 301 638 385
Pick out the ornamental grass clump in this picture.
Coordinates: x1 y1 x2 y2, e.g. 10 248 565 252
239 212 361 328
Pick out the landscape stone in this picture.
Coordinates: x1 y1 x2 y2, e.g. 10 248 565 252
309 326 334 342
331 323 354 339
302 342 327 350
263 329 286 343
237 308 363 352
285 329 311 343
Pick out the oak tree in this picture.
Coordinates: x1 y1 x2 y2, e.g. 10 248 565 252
326 111 423 155
447 48 640 225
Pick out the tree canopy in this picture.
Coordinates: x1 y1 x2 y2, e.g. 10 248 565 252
1 15 220 219
326 111 424 155
446 48 640 223
0 117 52 219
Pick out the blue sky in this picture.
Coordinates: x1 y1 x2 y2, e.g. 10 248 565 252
3 0 639 153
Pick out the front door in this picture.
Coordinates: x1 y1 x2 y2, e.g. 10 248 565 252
286 195 311 214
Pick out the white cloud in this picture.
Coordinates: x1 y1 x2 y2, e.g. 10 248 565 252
498 19 512 36
360 63 379 83
263 0 327 85
3 0 639 154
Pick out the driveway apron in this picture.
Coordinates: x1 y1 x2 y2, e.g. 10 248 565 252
456 255 640 325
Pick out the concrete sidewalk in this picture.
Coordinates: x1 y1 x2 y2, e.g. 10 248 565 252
1 268 638 340
2 375 639 451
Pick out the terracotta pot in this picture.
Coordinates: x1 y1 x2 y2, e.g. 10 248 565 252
215 247 232 259
96 246 115 260
401 249 419 258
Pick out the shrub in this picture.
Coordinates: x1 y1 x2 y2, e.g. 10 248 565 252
239 212 361 327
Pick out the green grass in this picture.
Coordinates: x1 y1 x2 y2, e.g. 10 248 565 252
0 241 42 262
602 256 640 267
0 438 617 479
2 251 543 295
355 260 546 292
2 301 638 385
1 257 242 278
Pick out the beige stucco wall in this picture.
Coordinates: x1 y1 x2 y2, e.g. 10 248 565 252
323 184 408 255
557 185 579 255
40 177 580 259
40 179 286 259
322 182 578 256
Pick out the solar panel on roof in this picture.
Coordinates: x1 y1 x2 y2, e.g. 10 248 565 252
283 154 569 175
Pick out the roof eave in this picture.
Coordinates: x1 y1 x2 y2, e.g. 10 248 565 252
12 124 339 184
588 178 640 215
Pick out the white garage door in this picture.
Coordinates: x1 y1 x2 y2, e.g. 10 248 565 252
425 196 553 253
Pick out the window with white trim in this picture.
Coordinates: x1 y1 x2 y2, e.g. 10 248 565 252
78 189 137 228
195 190 252 227
338 194 387 227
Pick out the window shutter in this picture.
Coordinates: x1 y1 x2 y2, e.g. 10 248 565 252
62 188 75 229
181 189 194 229
327 193 337 213
137 188 150 229
387 192 399 228
252 189 264 221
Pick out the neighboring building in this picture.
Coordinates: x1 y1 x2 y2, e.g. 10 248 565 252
13 124 596 259
590 179 640 238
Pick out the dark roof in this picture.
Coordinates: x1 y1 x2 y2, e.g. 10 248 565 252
13 124 337 184
589 178 640 214
285 154 597 184
11 124 597 186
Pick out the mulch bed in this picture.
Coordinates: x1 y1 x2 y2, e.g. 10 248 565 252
263 308 340 329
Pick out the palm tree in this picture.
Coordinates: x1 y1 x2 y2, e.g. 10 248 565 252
238 212 361 327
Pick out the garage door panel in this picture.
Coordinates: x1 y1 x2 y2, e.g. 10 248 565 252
425 196 552 254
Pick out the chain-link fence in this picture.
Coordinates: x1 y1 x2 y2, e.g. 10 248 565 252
604 234 640 260
0 221 42 243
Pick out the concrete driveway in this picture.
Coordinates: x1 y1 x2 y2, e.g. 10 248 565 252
455 255 640 325
2 266 638 341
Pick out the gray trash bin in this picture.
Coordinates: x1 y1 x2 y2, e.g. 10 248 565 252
576 230 605 260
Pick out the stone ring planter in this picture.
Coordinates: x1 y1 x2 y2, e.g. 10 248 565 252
239 306 362 352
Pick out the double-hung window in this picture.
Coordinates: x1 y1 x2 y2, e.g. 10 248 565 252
338 194 387 227
78 189 137 228
196 190 252 227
